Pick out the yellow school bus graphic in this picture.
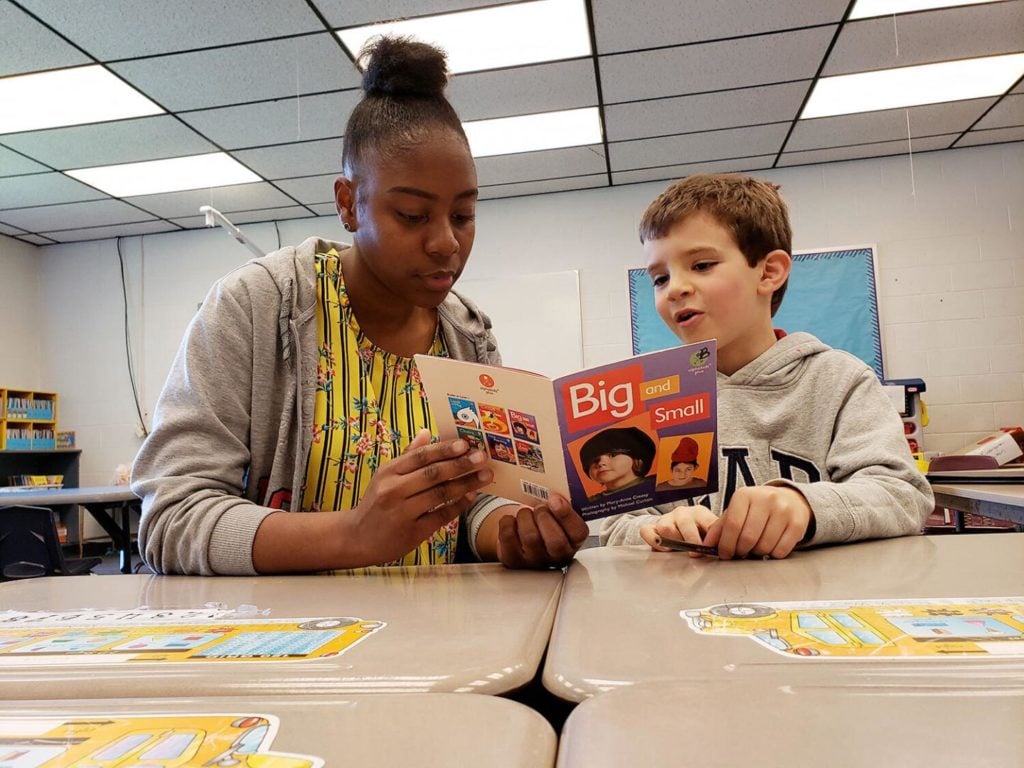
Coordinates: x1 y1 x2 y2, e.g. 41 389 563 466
0 713 322 767
0 610 384 664
682 597 1024 658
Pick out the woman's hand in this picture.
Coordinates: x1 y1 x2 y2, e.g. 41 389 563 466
345 429 494 564
476 492 589 568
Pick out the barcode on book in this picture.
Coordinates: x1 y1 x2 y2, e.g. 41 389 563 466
520 480 549 501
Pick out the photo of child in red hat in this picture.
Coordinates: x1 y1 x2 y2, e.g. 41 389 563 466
655 435 707 492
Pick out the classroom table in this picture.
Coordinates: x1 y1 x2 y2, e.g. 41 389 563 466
556 678 1024 767
543 533 1024 702
931 482 1024 528
0 484 140 573
0 693 556 767
0 565 562 700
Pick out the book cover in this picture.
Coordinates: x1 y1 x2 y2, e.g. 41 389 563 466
415 340 717 521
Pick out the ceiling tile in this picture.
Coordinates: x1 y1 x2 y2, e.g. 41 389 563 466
0 199 157 233
233 138 343 180
479 174 608 200
787 99 995 151
0 172 104 209
0 222 28 236
777 134 956 167
599 26 836 103
609 124 789 171
0 146 49 177
0 2 91 76
955 126 1024 147
275 174 338 205
39 220 182 243
448 59 598 121
178 91 360 150
316 0 499 29
974 94 1024 131
824 2 1024 76
16 0 324 59
0 116 216 170
309 203 339 217
171 205 314 229
612 155 777 185
18 233 58 245
605 81 809 142
475 145 607 186
123 182 300 219
592 0 847 54
110 35 360 111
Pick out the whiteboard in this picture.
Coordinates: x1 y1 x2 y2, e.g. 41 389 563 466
457 270 583 378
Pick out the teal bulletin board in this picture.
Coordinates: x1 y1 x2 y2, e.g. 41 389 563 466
628 245 884 377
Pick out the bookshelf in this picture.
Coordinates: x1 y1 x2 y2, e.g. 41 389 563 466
1 388 58 451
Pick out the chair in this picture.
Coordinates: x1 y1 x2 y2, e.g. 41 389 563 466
0 505 102 579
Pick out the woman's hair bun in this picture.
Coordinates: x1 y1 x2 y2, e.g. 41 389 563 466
359 35 449 98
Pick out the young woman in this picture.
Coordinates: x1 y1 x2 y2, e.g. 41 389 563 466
132 36 588 575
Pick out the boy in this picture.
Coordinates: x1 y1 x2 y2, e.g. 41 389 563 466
580 426 656 501
655 436 705 492
600 174 933 559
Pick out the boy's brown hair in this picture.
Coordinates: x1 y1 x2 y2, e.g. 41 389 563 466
639 173 792 316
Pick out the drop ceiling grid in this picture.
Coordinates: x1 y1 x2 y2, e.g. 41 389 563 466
0 0 1019 243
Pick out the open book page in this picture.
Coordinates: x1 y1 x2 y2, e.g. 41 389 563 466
414 356 571 506
554 340 717 520
415 339 717 520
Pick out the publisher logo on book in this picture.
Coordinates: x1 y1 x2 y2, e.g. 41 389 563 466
689 346 712 372
478 373 498 394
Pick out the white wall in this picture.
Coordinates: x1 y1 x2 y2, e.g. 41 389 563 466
26 142 1024 485
0 234 42 389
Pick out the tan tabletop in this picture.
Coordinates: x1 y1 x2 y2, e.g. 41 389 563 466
1 693 555 767
0 564 562 700
557 679 1024 767
931 482 1024 526
544 533 1024 702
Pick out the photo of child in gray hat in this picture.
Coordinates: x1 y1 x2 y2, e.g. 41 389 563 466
579 427 657 502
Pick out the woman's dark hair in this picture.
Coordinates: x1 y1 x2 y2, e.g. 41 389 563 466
342 35 468 175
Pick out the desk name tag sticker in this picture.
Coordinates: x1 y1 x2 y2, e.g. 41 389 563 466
0 609 385 664
0 713 323 767
682 597 1024 659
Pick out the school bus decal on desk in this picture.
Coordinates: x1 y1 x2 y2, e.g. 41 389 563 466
0 609 384 664
0 713 322 767
682 597 1024 658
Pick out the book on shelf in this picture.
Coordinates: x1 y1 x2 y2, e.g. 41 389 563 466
415 340 718 521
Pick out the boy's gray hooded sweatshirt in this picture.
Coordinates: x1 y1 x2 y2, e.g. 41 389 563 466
601 332 934 547
132 238 508 575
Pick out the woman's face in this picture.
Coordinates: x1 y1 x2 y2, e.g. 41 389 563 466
588 451 639 491
337 128 478 308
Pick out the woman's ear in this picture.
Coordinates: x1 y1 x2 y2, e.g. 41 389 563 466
334 176 357 232
758 249 791 294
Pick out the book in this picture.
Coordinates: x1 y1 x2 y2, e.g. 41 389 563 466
415 340 717 521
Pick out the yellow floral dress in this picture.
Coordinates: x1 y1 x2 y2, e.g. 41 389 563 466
300 248 458 565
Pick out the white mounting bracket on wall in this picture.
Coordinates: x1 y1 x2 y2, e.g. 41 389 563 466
199 205 266 258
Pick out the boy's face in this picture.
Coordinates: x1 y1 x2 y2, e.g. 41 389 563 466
670 462 696 485
587 450 638 491
645 210 781 375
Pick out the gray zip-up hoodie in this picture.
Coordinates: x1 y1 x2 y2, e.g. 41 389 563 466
132 238 509 575
600 332 934 547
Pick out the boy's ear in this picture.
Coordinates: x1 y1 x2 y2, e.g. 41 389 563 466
334 176 357 231
758 249 791 295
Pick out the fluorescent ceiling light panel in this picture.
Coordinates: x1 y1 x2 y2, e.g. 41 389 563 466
337 0 591 74
0 65 164 135
66 153 261 197
802 53 1024 119
463 107 603 157
850 0 997 19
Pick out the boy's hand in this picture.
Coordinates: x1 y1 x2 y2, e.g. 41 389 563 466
704 486 812 560
640 505 718 556
495 493 589 569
